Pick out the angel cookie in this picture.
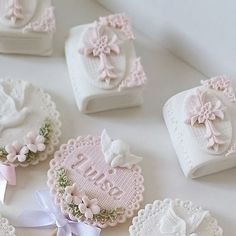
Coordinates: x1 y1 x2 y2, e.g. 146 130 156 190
0 0 55 55
65 13 147 113
129 199 223 236
48 130 144 228
163 75 236 178
0 78 61 202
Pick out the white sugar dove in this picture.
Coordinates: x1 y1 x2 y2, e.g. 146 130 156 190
0 80 30 134
160 202 209 236
101 129 142 168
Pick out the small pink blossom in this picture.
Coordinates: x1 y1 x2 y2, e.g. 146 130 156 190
79 24 120 57
5 141 28 162
79 196 100 219
25 131 46 153
64 183 84 205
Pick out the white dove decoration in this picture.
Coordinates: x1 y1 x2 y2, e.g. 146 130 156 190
101 129 143 168
160 202 209 236
0 80 30 134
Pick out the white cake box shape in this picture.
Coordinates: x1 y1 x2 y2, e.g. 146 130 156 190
0 0 55 56
65 13 147 114
163 75 236 178
129 199 223 236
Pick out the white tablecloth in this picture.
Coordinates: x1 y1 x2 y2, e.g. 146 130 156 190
0 0 235 235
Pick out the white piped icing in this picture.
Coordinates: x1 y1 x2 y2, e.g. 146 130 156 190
101 129 142 168
0 214 16 236
0 80 30 134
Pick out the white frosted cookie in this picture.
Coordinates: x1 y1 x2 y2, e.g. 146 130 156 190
0 214 16 236
163 75 236 178
65 13 147 113
0 0 55 56
0 78 61 167
129 199 223 236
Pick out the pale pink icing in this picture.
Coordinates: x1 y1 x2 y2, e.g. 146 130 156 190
5 0 24 24
99 13 135 40
47 135 144 228
201 75 236 102
23 7 56 33
185 89 226 151
226 142 236 157
79 24 120 85
118 58 147 91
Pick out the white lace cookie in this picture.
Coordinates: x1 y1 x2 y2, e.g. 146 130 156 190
48 130 144 228
0 0 55 56
163 75 236 178
0 78 61 167
0 214 16 236
65 13 147 113
129 199 223 236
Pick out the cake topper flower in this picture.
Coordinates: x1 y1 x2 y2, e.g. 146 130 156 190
185 89 226 151
160 202 209 236
25 131 46 153
64 183 84 205
5 141 28 162
101 129 143 168
79 196 101 219
79 23 120 85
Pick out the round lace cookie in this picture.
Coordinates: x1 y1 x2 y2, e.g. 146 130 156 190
129 199 223 236
0 214 16 236
0 78 61 167
48 130 144 228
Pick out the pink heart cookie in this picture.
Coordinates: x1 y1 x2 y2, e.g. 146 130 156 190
47 131 144 228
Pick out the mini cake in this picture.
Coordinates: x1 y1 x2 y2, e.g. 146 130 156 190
65 13 147 113
48 130 144 228
129 199 223 236
0 214 16 236
0 0 56 56
163 75 236 178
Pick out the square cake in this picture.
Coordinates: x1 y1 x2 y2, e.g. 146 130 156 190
163 76 236 178
65 13 147 114
0 0 55 56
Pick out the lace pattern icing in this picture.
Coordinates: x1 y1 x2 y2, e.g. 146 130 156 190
99 13 135 40
129 199 223 236
47 136 144 228
0 214 16 236
0 79 61 167
23 7 56 33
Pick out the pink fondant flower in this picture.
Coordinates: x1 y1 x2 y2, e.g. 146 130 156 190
25 131 46 153
5 141 28 162
79 196 100 219
185 90 225 126
80 24 120 57
64 183 84 205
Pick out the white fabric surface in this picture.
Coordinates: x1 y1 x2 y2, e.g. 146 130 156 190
0 0 235 235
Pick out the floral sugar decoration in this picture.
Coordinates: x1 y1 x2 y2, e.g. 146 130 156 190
56 168 125 225
201 75 236 102
0 119 52 164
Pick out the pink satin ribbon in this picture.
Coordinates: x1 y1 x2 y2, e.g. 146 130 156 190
16 190 101 236
0 164 16 203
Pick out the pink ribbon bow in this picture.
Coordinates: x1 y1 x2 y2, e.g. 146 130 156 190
16 190 101 236
0 164 16 203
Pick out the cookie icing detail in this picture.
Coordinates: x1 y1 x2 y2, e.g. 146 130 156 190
101 129 142 169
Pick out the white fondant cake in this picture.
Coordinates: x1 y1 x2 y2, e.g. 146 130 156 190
65 13 147 113
163 75 236 178
0 0 55 56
